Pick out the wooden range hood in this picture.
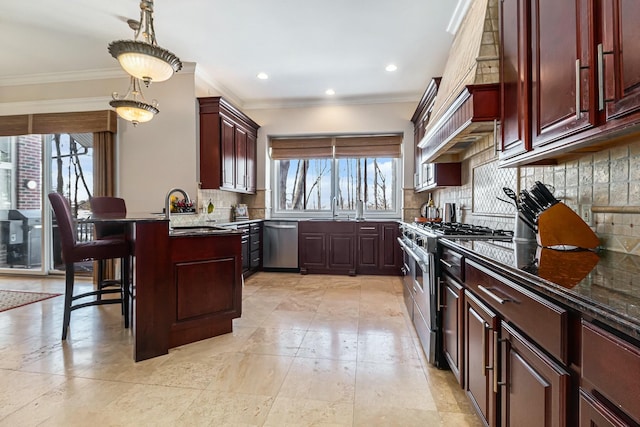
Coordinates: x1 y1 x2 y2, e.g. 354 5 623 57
417 0 500 163
418 83 499 163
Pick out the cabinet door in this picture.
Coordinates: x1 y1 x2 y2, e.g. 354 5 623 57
500 0 530 158
443 276 464 386
579 389 628 427
328 233 356 274
380 223 401 271
500 322 569 427
357 231 379 271
246 132 256 193
465 290 498 427
221 119 236 190
601 0 640 121
234 127 247 192
299 232 326 273
530 0 593 148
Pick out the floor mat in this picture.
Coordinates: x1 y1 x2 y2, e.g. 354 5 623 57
0 289 61 313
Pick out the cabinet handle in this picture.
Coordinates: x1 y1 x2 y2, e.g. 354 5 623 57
575 59 582 120
482 323 490 376
493 119 499 154
477 285 509 304
441 259 453 268
360 227 376 230
597 43 605 111
493 330 499 393
437 277 442 309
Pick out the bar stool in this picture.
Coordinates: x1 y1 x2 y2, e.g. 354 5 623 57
90 197 130 302
48 192 131 340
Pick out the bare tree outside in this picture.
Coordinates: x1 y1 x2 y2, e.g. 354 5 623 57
277 157 394 213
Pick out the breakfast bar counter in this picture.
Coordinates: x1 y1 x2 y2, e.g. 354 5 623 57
89 214 243 361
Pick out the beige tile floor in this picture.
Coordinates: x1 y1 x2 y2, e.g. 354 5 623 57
0 272 481 426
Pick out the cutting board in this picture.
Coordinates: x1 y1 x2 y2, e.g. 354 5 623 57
536 202 600 249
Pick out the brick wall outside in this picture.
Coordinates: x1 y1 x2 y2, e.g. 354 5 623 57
17 134 42 210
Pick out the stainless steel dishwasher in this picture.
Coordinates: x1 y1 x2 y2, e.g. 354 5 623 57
263 220 299 270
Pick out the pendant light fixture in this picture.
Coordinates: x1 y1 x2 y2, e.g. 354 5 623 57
108 0 182 87
110 76 159 126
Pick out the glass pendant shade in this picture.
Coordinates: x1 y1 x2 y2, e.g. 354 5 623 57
110 77 159 126
108 0 182 86
108 40 181 86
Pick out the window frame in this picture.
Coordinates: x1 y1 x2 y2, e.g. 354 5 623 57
271 155 402 220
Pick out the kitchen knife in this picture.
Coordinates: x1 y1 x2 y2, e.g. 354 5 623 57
518 193 539 224
534 181 559 206
520 190 545 216
529 186 552 210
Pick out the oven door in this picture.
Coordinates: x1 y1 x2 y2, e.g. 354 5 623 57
397 237 415 319
412 250 437 365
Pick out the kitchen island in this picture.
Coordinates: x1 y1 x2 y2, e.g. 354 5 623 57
90 214 243 361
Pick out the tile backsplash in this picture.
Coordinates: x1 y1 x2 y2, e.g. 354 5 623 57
422 133 640 255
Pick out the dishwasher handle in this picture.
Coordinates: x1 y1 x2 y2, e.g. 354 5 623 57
265 224 298 229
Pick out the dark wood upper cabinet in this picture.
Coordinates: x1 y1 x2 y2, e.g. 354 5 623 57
499 0 640 166
601 0 640 122
198 97 259 194
530 0 593 148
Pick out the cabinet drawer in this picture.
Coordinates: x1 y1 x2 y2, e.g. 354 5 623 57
582 322 640 424
465 259 568 364
250 249 260 269
250 238 260 252
357 223 379 234
440 247 464 282
250 223 261 233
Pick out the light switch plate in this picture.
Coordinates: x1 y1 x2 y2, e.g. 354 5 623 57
580 204 593 226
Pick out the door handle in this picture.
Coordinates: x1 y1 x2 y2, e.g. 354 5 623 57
575 59 582 119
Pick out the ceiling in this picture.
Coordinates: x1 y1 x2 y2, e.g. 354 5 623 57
1 0 464 109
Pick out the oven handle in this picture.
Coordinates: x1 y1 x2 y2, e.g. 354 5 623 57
396 237 422 263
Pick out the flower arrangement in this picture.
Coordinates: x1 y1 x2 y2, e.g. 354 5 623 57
170 196 196 213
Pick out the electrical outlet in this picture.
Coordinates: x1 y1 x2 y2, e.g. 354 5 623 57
580 204 593 226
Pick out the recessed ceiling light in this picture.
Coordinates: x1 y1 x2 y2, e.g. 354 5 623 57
325 89 335 96
385 64 398 72
257 72 269 80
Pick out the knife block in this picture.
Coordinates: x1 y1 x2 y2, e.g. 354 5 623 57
536 202 600 249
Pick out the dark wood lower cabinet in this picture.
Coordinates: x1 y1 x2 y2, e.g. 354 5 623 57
442 275 464 386
500 322 569 427
579 389 629 427
465 290 498 427
169 234 242 349
299 221 400 275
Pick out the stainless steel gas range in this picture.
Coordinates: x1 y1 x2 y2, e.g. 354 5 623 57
397 221 513 367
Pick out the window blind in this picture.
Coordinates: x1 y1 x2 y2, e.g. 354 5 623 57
269 137 333 159
334 135 402 158
270 134 402 160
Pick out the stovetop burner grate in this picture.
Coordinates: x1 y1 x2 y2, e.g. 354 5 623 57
414 222 514 238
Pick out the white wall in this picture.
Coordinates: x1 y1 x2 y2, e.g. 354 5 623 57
0 65 200 214
117 71 199 213
244 102 416 192
1 69 417 214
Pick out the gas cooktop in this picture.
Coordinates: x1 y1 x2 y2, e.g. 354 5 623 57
414 221 514 239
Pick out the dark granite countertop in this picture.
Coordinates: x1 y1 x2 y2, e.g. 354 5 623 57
440 238 640 343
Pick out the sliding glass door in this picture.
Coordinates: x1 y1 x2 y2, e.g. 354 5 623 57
0 133 94 275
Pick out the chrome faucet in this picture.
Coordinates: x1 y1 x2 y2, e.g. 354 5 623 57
165 188 191 224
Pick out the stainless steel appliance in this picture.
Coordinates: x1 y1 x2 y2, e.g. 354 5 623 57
443 203 456 223
263 220 299 270
398 221 512 367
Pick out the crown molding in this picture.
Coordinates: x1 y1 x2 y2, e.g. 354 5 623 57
0 63 197 87
0 96 112 116
447 0 472 35
242 92 421 110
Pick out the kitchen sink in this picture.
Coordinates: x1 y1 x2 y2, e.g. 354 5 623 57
169 225 235 236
